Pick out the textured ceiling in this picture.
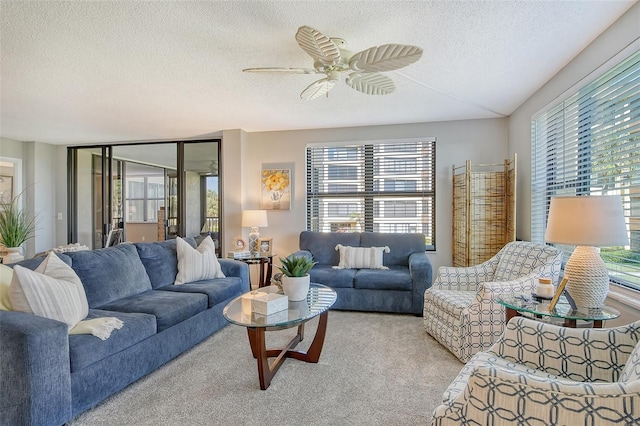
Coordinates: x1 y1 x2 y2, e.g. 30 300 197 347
0 1 636 145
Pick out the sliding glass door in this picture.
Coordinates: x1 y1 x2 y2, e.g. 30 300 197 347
68 140 221 252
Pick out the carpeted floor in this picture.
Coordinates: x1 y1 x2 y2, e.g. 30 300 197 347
68 311 463 425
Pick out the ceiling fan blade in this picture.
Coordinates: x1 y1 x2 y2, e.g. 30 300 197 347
300 78 337 100
243 67 318 74
349 44 423 73
295 25 340 67
346 73 395 95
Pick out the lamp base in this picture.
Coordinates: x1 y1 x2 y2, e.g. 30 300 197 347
564 246 609 309
249 227 260 255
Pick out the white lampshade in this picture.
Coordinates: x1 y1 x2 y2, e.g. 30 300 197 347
544 195 628 309
242 210 267 255
241 210 268 228
545 195 628 246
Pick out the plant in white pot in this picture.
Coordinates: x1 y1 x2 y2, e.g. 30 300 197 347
0 192 37 264
276 255 317 301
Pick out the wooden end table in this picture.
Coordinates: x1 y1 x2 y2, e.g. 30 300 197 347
228 254 275 288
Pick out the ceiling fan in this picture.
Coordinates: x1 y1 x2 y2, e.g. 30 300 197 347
243 25 423 100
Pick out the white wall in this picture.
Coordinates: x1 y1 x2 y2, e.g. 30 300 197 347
509 2 640 241
237 118 508 272
221 129 247 254
0 138 57 257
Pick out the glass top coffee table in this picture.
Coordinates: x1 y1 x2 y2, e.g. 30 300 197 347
497 294 620 328
223 283 337 389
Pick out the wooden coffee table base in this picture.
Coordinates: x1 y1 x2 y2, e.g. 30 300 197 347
246 310 329 390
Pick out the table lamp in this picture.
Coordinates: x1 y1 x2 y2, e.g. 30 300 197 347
242 210 268 255
544 195 628 309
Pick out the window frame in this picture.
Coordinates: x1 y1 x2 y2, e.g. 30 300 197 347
531 47 640 291
306 138 436 250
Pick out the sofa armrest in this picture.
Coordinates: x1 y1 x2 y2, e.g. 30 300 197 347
409 252 432 313
219 259 251 293
0 311 72 426
288 250 313 260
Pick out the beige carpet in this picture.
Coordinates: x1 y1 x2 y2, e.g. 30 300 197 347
68 311 463 426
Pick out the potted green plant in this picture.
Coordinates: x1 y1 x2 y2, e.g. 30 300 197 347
0 192 37 263
276 255 317 301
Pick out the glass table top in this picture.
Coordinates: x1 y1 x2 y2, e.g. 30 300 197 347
497 294 620 321
223 283 337 329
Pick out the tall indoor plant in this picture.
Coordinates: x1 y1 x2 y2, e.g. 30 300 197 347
276 255 316 301
0 192 37 262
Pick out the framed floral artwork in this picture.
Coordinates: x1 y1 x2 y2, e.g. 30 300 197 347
261 163 293 210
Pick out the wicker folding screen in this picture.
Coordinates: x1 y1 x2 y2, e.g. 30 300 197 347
452 155 516 267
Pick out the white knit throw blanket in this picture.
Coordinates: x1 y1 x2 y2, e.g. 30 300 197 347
70 317 124 340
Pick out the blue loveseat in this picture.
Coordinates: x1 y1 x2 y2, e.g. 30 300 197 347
0 238 249 426
290 232 432 314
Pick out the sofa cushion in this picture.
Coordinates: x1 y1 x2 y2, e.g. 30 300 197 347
134 238 196 289
360 232 426 267
97 289 207 332
67 244 152 308
299 231 360 265
354 266 412 291
308 265 356 288
157 277 243 308
335 245 390 269
68 309 156 372
9 252 89 329
175 236 224 285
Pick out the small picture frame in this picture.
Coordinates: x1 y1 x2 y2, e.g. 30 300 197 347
548 277 568 311
233 237 247 251
258 238 272 255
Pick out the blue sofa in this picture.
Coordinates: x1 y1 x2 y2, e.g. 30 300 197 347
0 238 249 426
290 232 432 315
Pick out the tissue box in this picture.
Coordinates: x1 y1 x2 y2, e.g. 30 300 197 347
251 292 289 315
253 309 289 325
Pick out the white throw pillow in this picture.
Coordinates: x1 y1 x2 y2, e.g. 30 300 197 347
0 264 14 311
333 244 391 269
174 236 225 285
9 252 89 329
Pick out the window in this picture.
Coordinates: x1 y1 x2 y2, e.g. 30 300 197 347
531 49 640 290
307 139 436 249
124 163 165 223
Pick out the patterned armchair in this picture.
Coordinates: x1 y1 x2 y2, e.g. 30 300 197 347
424 241 562 362
431 317 640 426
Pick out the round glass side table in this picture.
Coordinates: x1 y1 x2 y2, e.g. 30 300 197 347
497 294 620 328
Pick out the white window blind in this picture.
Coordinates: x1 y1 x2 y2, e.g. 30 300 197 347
532 49 640 290
306 139 436 249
